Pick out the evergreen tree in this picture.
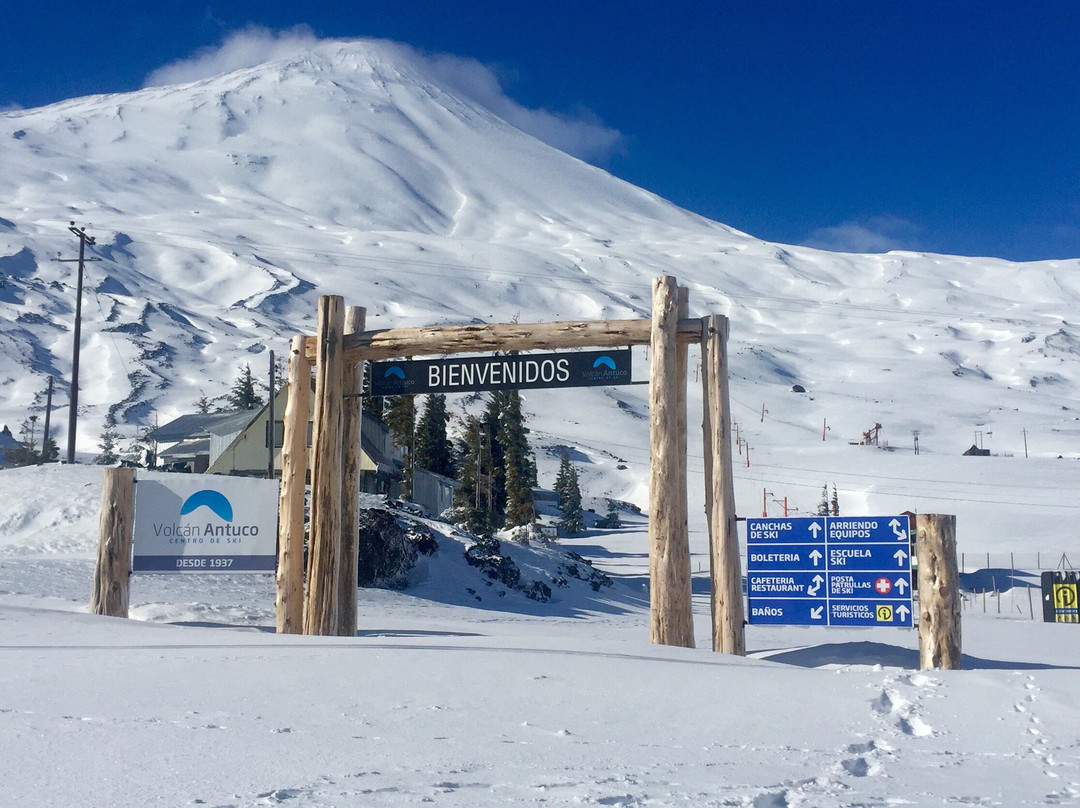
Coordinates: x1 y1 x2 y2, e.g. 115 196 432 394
495 390 536 528
596 498 622 529
227 364 264 411
557 462 586 535
95 414 121 465
481 395 507 524
452 414 497 537
831 484 840 516
5 417 40 466
414 394 454 478
554 451 574 502
194 392 212 414
816 483 830 516
40 435 59 463
383 395 416 498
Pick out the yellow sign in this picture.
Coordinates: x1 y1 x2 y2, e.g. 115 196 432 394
875 604 894 622
1053 584 1079 623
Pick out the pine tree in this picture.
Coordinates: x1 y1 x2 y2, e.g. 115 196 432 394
40 435 59 463
557 462 586 535
817 483 830 516
194 392 212 414
554 451 573 502
597 498 622 529
95 414 121 465
5 417 40 466
452 414 497 537
383 395 416 498
831 484 840 516
495 390 536 528
481 395 507 524
227 364 264 411
414 394 454 478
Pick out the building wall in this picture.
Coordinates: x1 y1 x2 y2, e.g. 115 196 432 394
413 468 458 517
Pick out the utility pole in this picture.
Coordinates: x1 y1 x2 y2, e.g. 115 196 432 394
52 224 100 464
40 376 54 463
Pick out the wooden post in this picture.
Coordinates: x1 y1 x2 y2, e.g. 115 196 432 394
276 335 311 634
649 276 695 647
304 295 346 636
917 513 962 670
91 467 134 618
701 315 745 654
337 306 366 637
676 287 690 603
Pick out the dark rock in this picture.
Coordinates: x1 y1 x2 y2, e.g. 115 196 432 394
356 508 418 589
464 538 521 589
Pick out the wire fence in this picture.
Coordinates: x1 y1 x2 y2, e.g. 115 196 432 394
958 552 1077 574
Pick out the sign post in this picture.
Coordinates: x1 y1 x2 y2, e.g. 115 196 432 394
746 515 914 627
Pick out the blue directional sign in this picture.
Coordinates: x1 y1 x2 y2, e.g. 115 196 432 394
746 516 914 627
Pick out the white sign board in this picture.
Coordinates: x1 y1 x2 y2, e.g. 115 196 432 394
132 472 279 573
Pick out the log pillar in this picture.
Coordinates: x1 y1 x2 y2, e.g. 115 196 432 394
304 295 346 636
917 514 962 669
337 306 366 637
701 315 745 654
91 467 135 618
675 286 690 608
648 276 695 647
276 335 311 634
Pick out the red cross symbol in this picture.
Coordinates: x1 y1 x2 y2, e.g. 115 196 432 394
874 577 892 594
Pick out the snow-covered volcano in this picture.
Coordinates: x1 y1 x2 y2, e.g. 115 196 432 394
2 38 1080 550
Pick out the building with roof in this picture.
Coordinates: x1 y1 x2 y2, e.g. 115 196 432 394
148 384 404 495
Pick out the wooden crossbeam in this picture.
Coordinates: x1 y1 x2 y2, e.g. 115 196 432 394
301 318 704 362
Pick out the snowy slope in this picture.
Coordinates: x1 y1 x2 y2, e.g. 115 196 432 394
3 37 1080 554
2 464 1080 807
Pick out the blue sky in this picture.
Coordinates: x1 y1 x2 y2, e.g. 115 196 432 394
3 1 1078 261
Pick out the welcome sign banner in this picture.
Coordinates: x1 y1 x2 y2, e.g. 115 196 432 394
371 348 632 396
132 472 279 573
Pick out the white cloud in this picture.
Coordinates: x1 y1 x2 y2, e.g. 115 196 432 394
421 52 625 164
803 215 923 253
142 28 625 164
143 25 320 87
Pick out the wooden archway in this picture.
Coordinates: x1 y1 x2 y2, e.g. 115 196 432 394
275 276 744 653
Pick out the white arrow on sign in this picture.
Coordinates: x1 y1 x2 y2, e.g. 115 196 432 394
811 606 824 620
809 549 823 567
807 574 824 597
894 549 909 567
895 578 909 594
896 604 910 620
890 518 908 541
808 522 823 539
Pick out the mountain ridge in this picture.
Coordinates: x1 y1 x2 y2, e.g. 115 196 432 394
2 38 1079 509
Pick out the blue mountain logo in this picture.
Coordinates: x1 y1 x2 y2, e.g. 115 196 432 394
383 366 406 380
179 490 234 522
592 355 617 370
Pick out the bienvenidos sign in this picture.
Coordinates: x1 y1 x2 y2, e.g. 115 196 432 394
371 348 632 396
